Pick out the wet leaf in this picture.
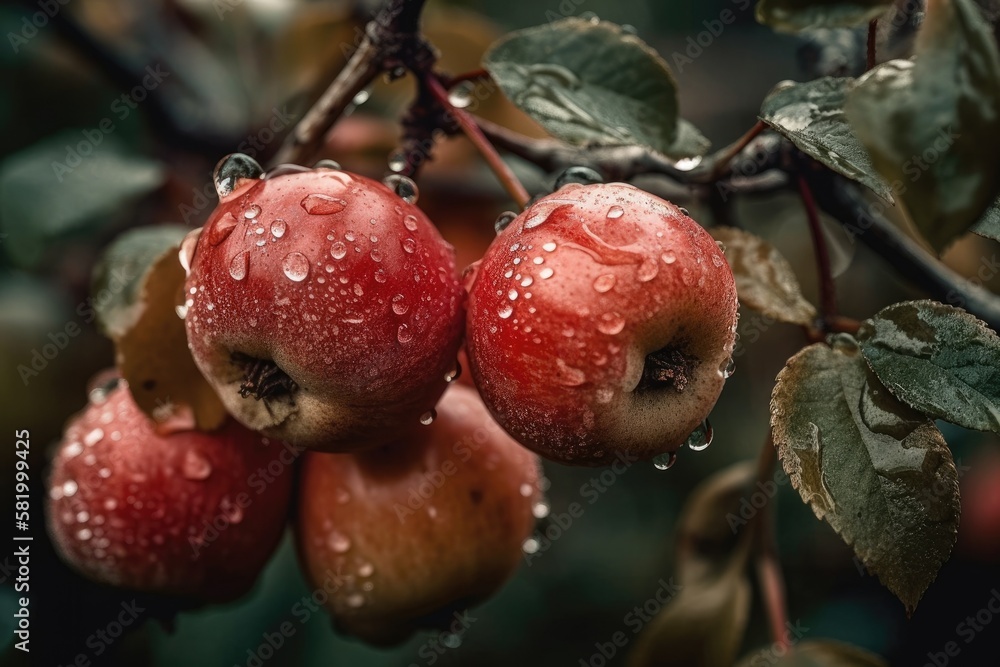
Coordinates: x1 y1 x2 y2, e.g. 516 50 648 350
770 341 959 614
484 18 707 158
972 194 1000 243
858 300 1000 433
845 0 1000 252
0 133 166 267
113 230 226 430
756 0 892 32
91 225 189 339
711 227 817 326
735 639 887 666
759 77 893 202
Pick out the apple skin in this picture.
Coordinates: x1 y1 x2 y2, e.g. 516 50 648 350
45 382 294 602
465 183 738 466
294 384 541 646
183 165 465 451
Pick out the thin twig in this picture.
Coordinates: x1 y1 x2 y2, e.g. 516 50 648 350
797 173 838 321
424 76 530 208
708 120 767 182
867 19 878 71
753 433 791 651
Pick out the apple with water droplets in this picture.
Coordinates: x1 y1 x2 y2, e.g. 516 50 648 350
45 381 294 601
295 384 541 645
465 182 738 466
183 155 466 450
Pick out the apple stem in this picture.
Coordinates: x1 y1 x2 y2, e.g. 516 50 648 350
753 433 793 652
867 20 878 71
796 173 838 324
423 74 531 209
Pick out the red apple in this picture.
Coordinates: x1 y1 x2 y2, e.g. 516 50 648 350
183 156 466 451
465 182 738 466
295 384 541 645
46 381 294 601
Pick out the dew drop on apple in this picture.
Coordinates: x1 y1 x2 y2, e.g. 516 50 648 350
402 238 417 254
61 480 78 497
498 303 514 319
314 159 342 170
532 501 550 519
593 274 616 293
522 537 540 554
542 242 557 252
519 483 534 497
597 312 625 335
397 324 413 343
229 251 250 280
495 211 517 234
420 409 437 425
76 528 93 541
182 449 212 480
637 259 659 282
358 562 374 577
84 428 104 447
392 294 409 315
209 213 239 246
328 532 351 553
403 214 419 232
448 81 474 108
282 252 310 282
301 194 347 215
384 174 419 204
213 153 263 199
662 250 677 265
270 218 287 238
330 242 347 260
244 204 261 220
370 249 383 262
388 150 407 173
652 452 677 470
539 267 554 280
607 205 624 219
686 419 714 452
719 357 735 379
63 441 83 459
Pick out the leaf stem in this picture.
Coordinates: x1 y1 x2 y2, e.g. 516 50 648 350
708 120 767 182
423 75 531 209
443 68 492 88
797 173 838 323
867 20 878 71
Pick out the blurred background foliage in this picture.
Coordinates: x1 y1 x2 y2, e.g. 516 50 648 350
1 0 999 665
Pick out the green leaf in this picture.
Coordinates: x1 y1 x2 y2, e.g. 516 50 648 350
711 227 817 326
759 78 893 202
0 133 166 267
736 640 887 666
845 0 1000 253
858 300 1000 433
972 194 1000 243
756 0 893 32
770 339 959 614
484 18 707 158
92 225 190 339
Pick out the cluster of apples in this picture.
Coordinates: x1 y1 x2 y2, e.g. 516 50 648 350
46 155 737 644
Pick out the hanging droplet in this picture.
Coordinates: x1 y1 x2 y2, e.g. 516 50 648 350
282 252 310 282
301 194 347 215
213 153 263 199
553 166 603 190
652 451 677 470
686 419 714 452
444 361 462 383
495 211 518 234
384 174 419 204
314 159 342 170
229 251 250 281
719 357 735 379
178 227 202 276
448 81 475 108
388 150 407 173
420 409 436 425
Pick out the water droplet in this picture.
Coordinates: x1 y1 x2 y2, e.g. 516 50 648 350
448 81 475 108
420 409 436 425
532 501 550 519
719 357 735 379
352 90 370 105
282 252 310 282
244 204 261 220
388 150 407 173
637 259 659 282
555 359 586 387
403 214 419 232
270 218 287 238
358 562 374 577
370 249 382 262
63 442 83 458
209 213 239 246
83 428 104 447
597 312 625 335
391 294 409 315
229 251 250 280
76 528 93 541
213 153 263 199
384 174 419 204
519 483 534 497
542 242 557 252
495 211 517 234
76 510 90 523
607 205 624 219
498 303 514 319
346 593 365 608
508 289 519 301
686 420 714 452
445 361 462 383
593 274 616 293
103 497 117 510
402 238 417 254
539 267 554 280
314 159 342 170
662 250 677 264
301 194 347 215
62 480 78 497
182 450 212 480
328 532 350 553
596 388 614 403
397 324 413 343
522 537 540 554
673 156 703 172
554 166 602 190
652 452 677 470
330 242 347 259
